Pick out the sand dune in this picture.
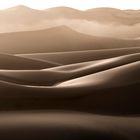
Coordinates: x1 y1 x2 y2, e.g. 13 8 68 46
0 53 58 70
0 111 139 140
19 47 140 64
0 26 140 54
0 59 139 95
85 7 140 25
0 52 139 115
0 53 139 86
58 61 140 88
1 6 140 25
0 6 140 39
45 7 140 24
0 5 45 25
1 6 140 24
0 5 140 140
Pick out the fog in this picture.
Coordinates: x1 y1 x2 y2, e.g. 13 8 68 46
0 18 140 39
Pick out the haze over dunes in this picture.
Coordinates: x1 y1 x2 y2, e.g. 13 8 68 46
0 6 140 39
0 26 140 54
0 5 140 140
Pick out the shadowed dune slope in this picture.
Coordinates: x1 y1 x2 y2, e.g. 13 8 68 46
0 26 140 54
0 46 138 114
0 61 140 115
0 53 58 70
0 53 139 114
0 60 139 96
0 53 140 86
0 111 139 140
18 47 140 64
58 61 140 88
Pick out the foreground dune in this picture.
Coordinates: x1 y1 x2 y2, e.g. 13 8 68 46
0 44 139 140
0 62 139 98
0 52 139 115
0 53 139 86
0 111 139 140
0 50 139 140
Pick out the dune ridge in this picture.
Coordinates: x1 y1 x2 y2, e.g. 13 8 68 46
0 53 139 86
0 60 139 93
0 50 139 115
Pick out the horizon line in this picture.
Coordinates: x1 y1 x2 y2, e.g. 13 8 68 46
0 4 140 11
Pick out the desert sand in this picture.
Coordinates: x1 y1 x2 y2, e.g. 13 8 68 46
0 26 140 54
0 111 139 140
0 6 139 140
0 50 139 115
0 37 139 140
0 6 140 39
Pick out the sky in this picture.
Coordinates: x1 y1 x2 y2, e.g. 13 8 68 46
0 0 140 10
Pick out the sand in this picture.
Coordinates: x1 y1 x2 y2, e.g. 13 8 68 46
0 7 140 139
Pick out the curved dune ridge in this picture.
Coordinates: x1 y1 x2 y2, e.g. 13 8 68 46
57 61 140 88
0 53 140 86
0 49 139 115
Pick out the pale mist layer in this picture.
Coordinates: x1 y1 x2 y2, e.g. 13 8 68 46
0 19 140 39
0 6 140 39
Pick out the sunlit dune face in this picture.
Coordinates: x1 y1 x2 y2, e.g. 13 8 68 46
0 0 140 10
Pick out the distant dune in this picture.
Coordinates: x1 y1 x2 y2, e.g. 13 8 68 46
1 6 140 24
0 26 140 54
0 6 140 39
85 7 140 25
